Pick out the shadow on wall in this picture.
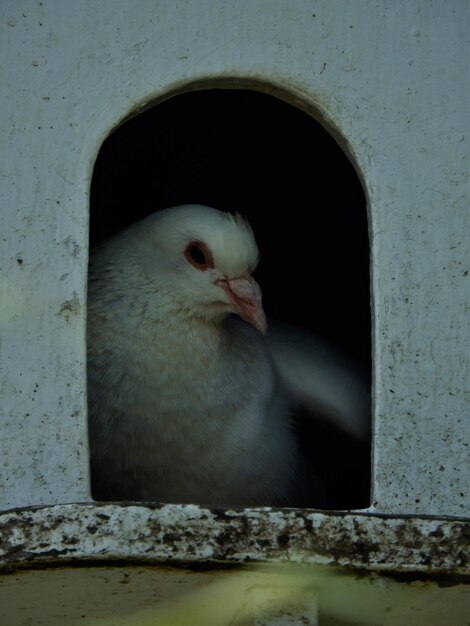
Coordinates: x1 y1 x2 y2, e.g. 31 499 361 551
90 88 371 509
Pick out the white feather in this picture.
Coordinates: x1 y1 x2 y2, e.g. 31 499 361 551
267 325 370 440
87 204 368 506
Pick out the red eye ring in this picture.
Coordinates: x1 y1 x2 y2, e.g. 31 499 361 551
184 241 214 271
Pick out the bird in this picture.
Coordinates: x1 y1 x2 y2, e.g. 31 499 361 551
87 204 369 507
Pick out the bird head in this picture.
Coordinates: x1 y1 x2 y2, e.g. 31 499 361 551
124 205 267 333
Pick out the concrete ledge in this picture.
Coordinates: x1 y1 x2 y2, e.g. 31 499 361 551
1 503 468 576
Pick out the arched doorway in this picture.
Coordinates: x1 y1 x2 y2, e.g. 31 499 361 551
90 87 371 508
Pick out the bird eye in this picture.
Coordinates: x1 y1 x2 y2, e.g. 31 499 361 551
184 241 214 270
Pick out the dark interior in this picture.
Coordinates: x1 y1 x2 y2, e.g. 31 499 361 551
90 88 371 509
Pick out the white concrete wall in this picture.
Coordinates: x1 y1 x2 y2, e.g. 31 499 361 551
0 0 468 517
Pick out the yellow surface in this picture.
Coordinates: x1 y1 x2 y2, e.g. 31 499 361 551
0 563 468 626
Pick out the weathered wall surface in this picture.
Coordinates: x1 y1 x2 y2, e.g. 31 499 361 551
0 0 468 516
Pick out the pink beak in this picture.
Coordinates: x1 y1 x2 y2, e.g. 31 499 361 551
216 275 267 334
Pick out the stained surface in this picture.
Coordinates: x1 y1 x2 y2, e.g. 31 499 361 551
90 89 371 509
2 504 468 575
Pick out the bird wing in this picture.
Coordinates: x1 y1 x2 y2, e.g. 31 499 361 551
266 324 370 440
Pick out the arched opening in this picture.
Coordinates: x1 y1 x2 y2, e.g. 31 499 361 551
89 87 371 509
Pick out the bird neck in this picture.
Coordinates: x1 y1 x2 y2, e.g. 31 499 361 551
145 300 227 355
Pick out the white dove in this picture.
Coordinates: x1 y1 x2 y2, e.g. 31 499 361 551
87 204 369 507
